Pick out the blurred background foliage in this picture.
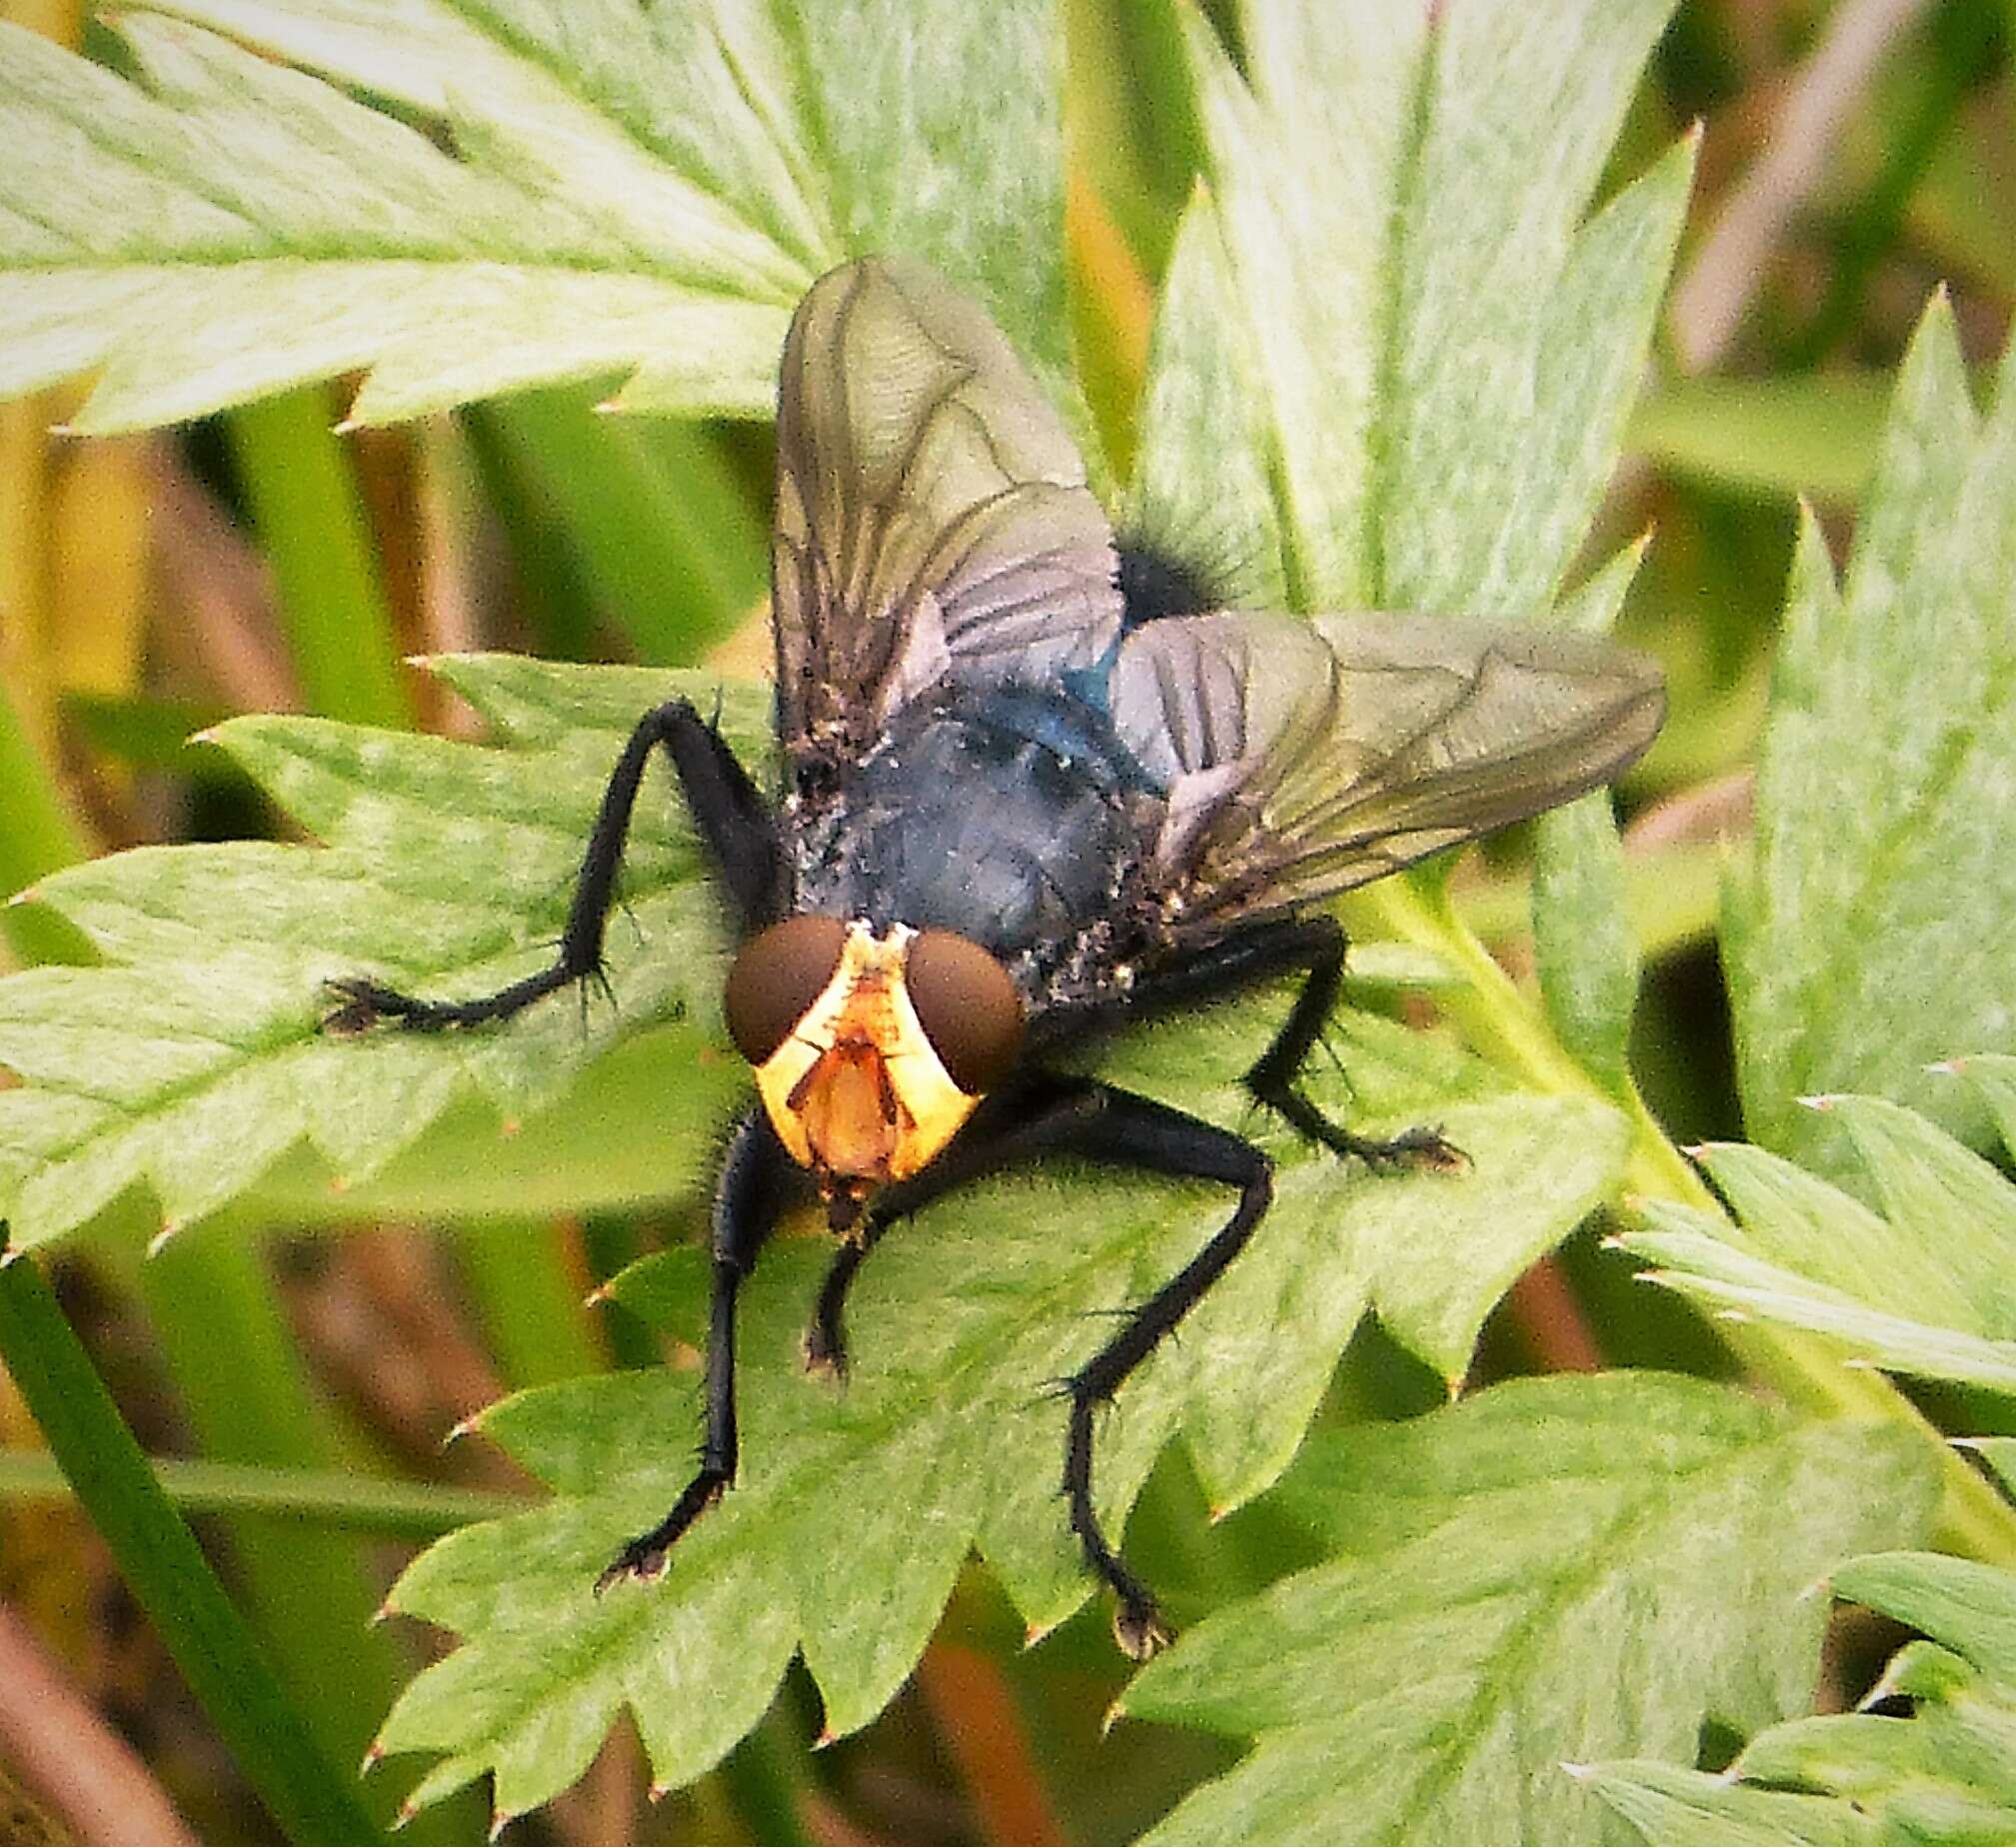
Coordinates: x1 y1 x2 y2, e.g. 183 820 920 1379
2 0 2014 1841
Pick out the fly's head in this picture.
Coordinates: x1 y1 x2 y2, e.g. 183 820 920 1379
724 916 1024 1231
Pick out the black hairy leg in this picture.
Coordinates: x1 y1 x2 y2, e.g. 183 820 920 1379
596 1105 794 1590
800 1072 1111 1380
324 698 784 1033
1235 917 1466 1171
1041 1085 1273 1658
1033 914 1464 1172
801 1071 1275 1654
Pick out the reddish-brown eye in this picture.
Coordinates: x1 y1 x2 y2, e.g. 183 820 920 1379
906 929 1024 1096
725 916 848 1065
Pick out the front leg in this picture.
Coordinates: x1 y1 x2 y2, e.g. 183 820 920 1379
801 1073 1107 1378
597 1105 793 1589
327 698 785 1033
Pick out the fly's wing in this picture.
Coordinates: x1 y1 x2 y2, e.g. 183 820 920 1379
772 256 1123 769
1107 610 1665 935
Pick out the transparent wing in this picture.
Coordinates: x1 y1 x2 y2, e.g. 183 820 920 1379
1107 610 1665 933
772 256 1123 768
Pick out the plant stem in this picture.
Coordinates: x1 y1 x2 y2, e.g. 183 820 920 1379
0 1448 523 1536
0 1254 385 1847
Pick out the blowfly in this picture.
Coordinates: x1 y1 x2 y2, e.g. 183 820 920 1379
329 256 1664 1655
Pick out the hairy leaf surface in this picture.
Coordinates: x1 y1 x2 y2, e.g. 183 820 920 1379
1726 300 2016 1166
369 1004 1628 1822
1621 1074 2016 1393
1118 1375 1936 1847
1590 1551 2016 1845
1132 0 1691 616
0 0 1074 430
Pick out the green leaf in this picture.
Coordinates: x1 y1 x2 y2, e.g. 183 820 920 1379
1577 1761 1877 1846
1725 296 2016 1167
1619 1079 2016 1393
1140 0 1691 614
0 0 1077 432
358 1004 1627 1822
1115 1373 1936 1846
0 659 758 1248
1590 1551 2016 1846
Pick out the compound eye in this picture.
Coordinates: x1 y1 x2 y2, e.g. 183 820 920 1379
724 916 848 1066
906 929 1024 1096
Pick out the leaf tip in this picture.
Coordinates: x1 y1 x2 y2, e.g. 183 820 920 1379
647 1780 671 1804
1098 1697 1125 1740
4 885 38 908
488 1806 513 1841
328 1173 352 1197
584 1280 614 1308
360 1741 385 1777
1795 1092 1841 1112
392 1799 417 1831
811 1726 837 1753
0 1244 26 1269
1927 1058 1966 1076
443 1411 484 1449
1559 1760 1593 1781
1021 1619 1054 1651
331 413 363 438
1712 1308 1751 1323
371 1596 397 1626
592 396 624 418
146 1220 181 1258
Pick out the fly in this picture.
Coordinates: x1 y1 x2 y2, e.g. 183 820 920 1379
327 256 1665 1656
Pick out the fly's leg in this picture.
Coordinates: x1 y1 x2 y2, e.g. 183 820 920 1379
1240 917 1464 1170
806 1072 1275 1654
804 1226 885 1378
1048 1088 1273 1658
1032 916 1462 1171
801 1073 1103 1378
326 699 784 1032
597 1106 792 1590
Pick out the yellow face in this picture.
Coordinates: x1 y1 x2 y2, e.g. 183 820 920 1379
746 922 993 1214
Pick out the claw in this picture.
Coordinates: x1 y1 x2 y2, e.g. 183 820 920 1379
1113 1595 1173 1661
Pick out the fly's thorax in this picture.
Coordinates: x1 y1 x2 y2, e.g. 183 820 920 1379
724 917 1024 1211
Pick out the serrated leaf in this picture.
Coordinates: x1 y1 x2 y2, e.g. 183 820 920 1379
358 1006 1629 1822
1579 1761 1877 1846
1141 0 1690 614
0 660 762 1247
1114 1373 1934 1847
1726 297 2016 1167
0 0 1077 431
1591 1551 2016 1846
1618 1079 2016 1394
